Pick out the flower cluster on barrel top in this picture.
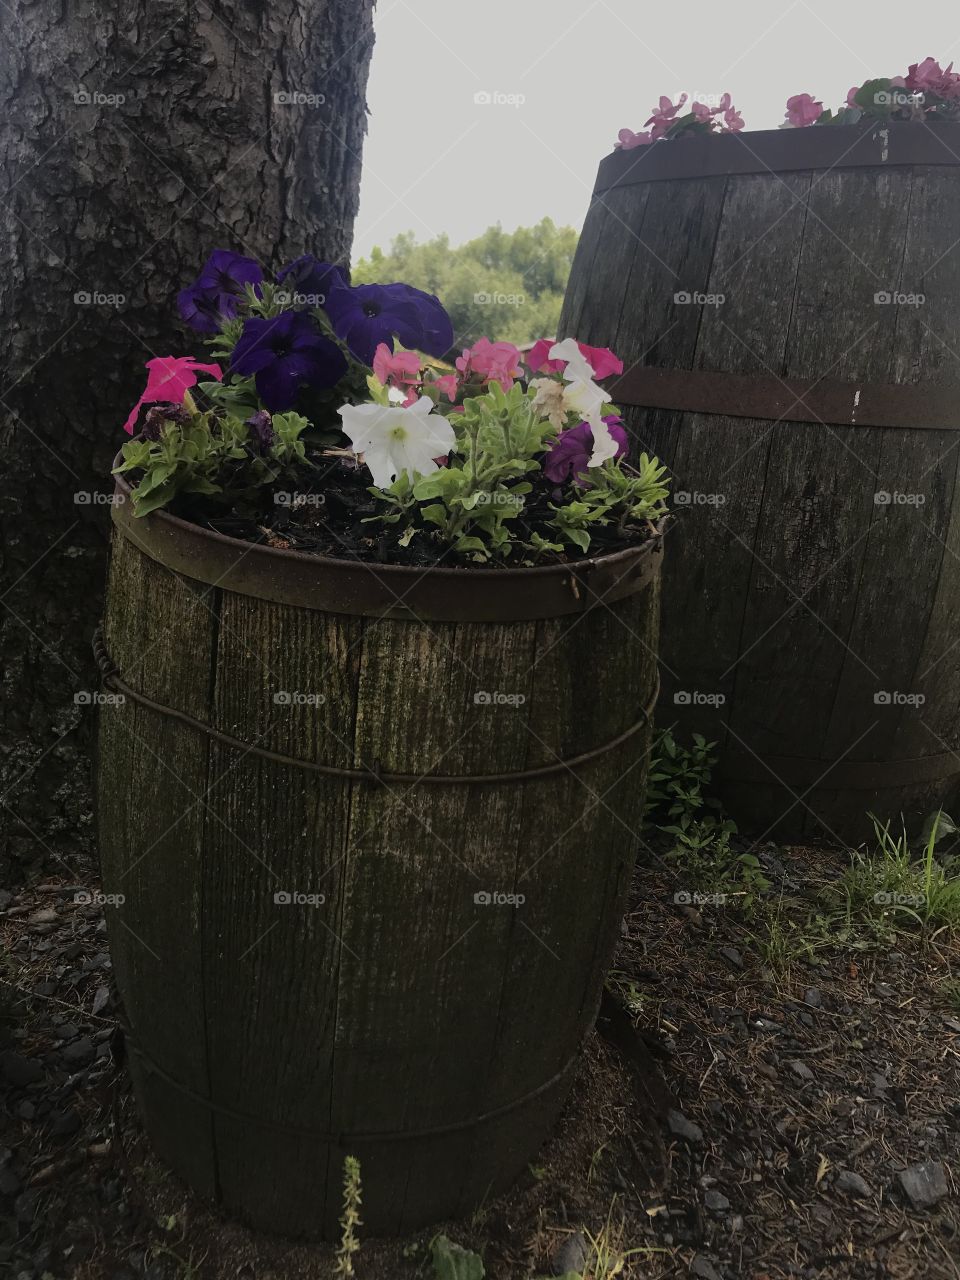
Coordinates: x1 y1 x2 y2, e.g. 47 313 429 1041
115 249 669 564
616 56 960 149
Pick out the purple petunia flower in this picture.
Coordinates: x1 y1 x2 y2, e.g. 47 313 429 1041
178 249 264 334
245 409 275 452
231 311 348 412
323 282 454 366
543 417 629 486
276 255 349 308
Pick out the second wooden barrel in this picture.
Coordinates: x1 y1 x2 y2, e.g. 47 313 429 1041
561 121 960 843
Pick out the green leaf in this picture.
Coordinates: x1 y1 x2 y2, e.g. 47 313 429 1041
430 1235 485 1280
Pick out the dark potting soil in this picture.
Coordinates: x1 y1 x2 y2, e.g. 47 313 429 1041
165 450 658 568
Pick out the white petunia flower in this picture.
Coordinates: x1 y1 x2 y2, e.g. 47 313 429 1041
548 337 598 383
587 418 618 468
547 338 614 439
562 376 611 433
339 396 456 489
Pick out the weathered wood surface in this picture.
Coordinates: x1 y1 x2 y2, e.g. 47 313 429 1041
560 135 960 841
97 528 660 1238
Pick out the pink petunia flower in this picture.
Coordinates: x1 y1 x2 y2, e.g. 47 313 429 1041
691 101 713 123
784 93 824 128
123 356 223 435
617 128 652 149
721 106 745 132
432 373 459 402
373 342 422 389
455 338 523 390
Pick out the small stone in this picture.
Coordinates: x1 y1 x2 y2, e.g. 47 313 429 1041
721 946 743 968
61 1036 94 1065
48 1109 81 1138
14 1190 37 1222
0 1052 42 1088
690 1257 722 1280
789 1060 815 1081
704 1189 730 1212
28 908 57 924
551 1231 588 1275
667 1108 703 1144
54 1022 80 1041
804 988 822 1008
835 1170 871 1198
17 1102 35 1121
898 1161 948 1209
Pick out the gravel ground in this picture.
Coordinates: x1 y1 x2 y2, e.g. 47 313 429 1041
1 843 957 1279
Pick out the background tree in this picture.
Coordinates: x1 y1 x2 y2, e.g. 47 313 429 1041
353 218 578 350
0 0 376 878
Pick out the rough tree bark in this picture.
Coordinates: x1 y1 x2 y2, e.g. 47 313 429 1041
0 0 377 877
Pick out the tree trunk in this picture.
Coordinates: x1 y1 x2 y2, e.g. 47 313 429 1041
0 0 376 878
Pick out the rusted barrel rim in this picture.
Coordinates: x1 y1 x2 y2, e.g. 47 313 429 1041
110 461 664 622
595 120 960 192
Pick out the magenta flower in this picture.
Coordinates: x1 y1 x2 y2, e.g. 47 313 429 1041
691 101 713 123
905 58 953 95
455 338 523 390
526 339 622 380
721 106 745 132
617 128 652 150
785 93 824 127
543 418 629 487
123 356 223 435
645 94 688 139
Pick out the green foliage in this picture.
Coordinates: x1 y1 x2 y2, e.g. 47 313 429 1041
114 409 311 517
368 381 669 562
333 1156 362 1277
547 455 669 553
645 730 721 824
647 728 769 908
353 219 579 348
831 811 960 936
430 1234 485 1280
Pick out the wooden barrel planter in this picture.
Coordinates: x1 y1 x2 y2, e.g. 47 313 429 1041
94 470 662 1239
561 121 960 843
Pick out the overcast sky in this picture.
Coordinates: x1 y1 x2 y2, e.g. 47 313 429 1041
351 0 955 260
